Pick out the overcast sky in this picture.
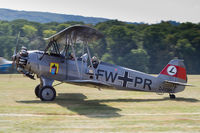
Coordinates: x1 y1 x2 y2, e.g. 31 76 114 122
0 0 199 23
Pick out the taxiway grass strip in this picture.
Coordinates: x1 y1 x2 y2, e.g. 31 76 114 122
0 74 199 133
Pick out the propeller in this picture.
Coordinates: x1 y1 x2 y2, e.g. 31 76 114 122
10 32 34 79
12 31 20 67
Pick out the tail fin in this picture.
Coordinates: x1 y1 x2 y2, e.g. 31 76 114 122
158 59 187 83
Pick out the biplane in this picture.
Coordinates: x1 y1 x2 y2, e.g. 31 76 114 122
12 25 191 101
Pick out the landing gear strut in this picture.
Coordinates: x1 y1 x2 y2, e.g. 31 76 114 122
169 93 176 99
35 77 56 101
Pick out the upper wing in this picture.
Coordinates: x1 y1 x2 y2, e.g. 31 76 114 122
44 25 104 44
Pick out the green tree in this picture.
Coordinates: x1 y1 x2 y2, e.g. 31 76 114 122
22 25 37 39
175 39 196 73
43 29 57 38
123 49 149 72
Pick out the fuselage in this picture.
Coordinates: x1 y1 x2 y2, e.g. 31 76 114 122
26 51 162 93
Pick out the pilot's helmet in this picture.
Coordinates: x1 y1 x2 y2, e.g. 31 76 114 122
21 46 27 51
92 56 98 62
68 52 74 59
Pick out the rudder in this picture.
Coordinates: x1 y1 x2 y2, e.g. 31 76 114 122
158 59 187 83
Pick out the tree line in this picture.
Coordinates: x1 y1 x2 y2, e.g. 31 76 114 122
0 19 200 74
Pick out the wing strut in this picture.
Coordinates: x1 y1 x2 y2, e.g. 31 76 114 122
39 40 60 60
71 39 81 78
80 43 85 79
86 41 96 80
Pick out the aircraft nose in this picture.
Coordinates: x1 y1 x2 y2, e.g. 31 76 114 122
18 46 28 66
16 48 35 80
14 46 29 73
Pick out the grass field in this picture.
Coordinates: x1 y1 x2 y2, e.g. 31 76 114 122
0 74 200 133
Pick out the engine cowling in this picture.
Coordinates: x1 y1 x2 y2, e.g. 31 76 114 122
14 46 35 79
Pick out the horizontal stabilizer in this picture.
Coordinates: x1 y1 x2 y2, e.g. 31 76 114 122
164 80 193 86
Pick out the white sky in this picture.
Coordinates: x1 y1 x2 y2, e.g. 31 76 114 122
0 0 199 23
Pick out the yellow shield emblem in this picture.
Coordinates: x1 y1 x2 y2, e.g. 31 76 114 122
49 63 59 75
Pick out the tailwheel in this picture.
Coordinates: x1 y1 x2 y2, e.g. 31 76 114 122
34 84 41 98
169 93 176 99
39 86 56 101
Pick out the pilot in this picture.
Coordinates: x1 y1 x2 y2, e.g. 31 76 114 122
68 52 75 60
91 56 99 68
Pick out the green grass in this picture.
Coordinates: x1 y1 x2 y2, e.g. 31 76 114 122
0 74 200 133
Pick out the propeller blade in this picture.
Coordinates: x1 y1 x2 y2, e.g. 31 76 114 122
12 31 21 66
14 31 21 55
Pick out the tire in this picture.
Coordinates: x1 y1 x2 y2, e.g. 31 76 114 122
39 86 56 101
169 94 176 99
35 84 41 98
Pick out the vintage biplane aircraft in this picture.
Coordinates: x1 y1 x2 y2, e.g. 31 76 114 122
12 25 191 101
0 57 12 72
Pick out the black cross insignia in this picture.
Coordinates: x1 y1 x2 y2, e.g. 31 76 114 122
118 71 133 87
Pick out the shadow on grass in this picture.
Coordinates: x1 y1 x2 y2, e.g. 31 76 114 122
95 97 199 103
17 93 122 118
17 94 199 118
165 97 199 102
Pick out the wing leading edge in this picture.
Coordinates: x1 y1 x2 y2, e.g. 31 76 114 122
44 25 104 44
66 80 114 89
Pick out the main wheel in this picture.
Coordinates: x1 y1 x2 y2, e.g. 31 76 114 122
35 84 41 98
169 94 176 99
39 86 56 101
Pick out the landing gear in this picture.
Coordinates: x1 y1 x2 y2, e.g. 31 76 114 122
169 93 176 99
34 84 41 98
35 77 56 101
39 86 56 101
